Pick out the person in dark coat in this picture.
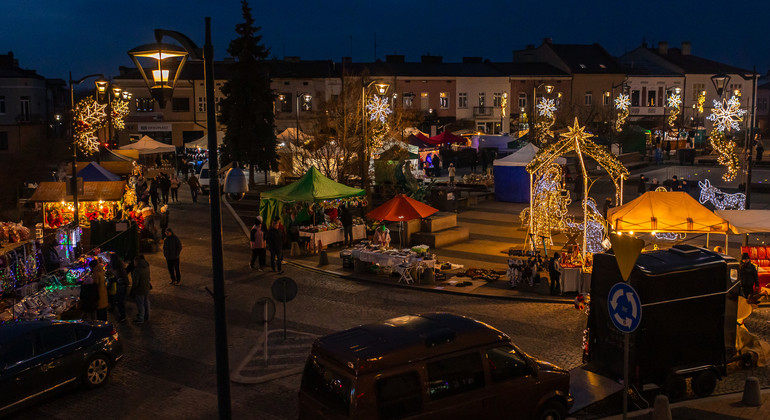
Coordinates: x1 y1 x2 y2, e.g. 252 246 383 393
548 252 561 295
740 252 759 298
163 228 183 285
159 174 171 204
129 254 151 323
108 253 130 323
79 274 99 320
266 217 285 274
149 179 159 211
340 205 354 246
433 153 441 177
637 174 647 196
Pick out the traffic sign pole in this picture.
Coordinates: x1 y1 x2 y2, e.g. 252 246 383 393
623 333 629 420
608 281 642 420
264 303 269 362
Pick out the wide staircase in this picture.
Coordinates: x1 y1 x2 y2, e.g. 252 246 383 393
411 212 470 248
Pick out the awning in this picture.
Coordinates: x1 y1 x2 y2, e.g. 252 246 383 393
493 143 566 167
119 135 176 154
715 210 770 234
607 191 729 233
185 131 224 149
29 181 126 203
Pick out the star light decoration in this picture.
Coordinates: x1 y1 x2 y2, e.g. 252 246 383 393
366 94 392 124
667 93 681 128
614 93 630 132
707 96 746 181
74 96 107 154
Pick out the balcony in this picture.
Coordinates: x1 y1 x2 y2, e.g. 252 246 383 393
473 106 494 117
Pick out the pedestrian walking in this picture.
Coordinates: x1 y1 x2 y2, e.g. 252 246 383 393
79 273 99 320
163 228 183 285
170 175 180 202
654 145 663 165
448 163 456 186
549 252 561 295
340 205 354 246
108 253 130 323
149 179 160 211
250 217 266 271
129 254 151 323
160 173 171 204
266 217 285 274
740 252 759 298
471 152 478 173
159 205 169 237
664 141 671 160
90 259 109 321
188 174 201 203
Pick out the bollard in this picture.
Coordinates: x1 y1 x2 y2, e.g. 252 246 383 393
318 250 329 266
652 395 672 420
743 376 761 407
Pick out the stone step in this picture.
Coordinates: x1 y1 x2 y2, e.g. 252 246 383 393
421 212 457 233
412 226 470 248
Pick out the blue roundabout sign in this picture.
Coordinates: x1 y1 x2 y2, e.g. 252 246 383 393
607 282 642 333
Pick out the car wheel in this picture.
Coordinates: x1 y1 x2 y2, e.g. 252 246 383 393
83 355 111 388
692 370 717 397
536 400 567 420
663 374 687 401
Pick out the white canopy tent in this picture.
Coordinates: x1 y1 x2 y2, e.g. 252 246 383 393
119 135 176 155
715 210 770 234
493 143 566 167
276 128 311 145
185 131 224 149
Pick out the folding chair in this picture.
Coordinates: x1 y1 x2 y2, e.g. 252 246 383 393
394 263 414 284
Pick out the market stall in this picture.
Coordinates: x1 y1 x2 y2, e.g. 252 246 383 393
300 224 366 247
494 143 565 203
715 209 770 289
367 194 439 248
77 162 122 182
608 191 729 234
119 135 176 155
185 131 224 150
30 181 127 229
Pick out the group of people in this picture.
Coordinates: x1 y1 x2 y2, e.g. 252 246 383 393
250 216 286 274
507 255 543 289
636 174 690 195
79 253 152 324
135 172 181 212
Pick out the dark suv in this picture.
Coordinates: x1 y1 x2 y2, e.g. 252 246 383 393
0 320 123 414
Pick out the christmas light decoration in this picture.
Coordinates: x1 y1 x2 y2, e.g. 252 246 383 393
534 97 557 144
697 91 706 113
536 97 556 118
520 164 570 249
667 93 681 128
707 96 745 181
565 198 608 254
366 94 392 124
698 179 745 210
74 96 107 154
655 232 685 241
614 93 629 132
110 98 130 131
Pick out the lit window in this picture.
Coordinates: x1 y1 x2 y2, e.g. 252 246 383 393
478 92 486 107
403 93 414 109
493 93 502 107
420 92 429 110
439 92 449 109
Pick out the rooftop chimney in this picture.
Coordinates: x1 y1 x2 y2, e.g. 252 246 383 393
681 41 691 55
462 57 483 63
421 55 443 64
385 55 405 63
658 41 668 55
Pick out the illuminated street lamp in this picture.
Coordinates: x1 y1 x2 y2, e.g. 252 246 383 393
711 73 730 98
295 92 312 145
128 41 189 108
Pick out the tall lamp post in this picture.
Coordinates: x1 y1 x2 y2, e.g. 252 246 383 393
129 18 246 419
360 80 389 191
68 72 105 236
743 68 758 209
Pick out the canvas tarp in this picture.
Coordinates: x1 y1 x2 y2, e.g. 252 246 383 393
77 162 121 182
607 191 729 233
715 210 770 234
119 135 176 154
185 131 224 149
29 181 126 203
261 166 364 202
493 143 566 167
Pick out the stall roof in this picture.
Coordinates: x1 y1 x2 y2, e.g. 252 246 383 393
77 162 121 182
70 161 134 177
29 181 125 203
493 143 566 167
261 166 364 202
715 210 770 234
185 131 224 149
119 135 176 154
607 191 729 233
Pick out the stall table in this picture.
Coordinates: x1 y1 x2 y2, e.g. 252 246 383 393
560 265 591 294
299 225 365 247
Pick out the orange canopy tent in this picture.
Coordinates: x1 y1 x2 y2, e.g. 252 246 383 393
367 194 438 221
607 191 729 233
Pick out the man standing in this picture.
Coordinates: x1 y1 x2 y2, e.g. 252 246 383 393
250 216 266 271
130 254 151 324
160 174 171 204
163 228 183 285
187 174 201 203
266 217 285 274
448 163 456 186
548 252 561 296
340 205 354 246
740 252 759 298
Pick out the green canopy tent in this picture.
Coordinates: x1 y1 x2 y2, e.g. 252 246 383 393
259 167 365 228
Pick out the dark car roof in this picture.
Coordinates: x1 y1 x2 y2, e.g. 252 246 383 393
0 320 97 344
312 313 509 374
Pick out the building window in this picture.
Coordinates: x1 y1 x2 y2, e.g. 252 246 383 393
195 96 206 112
439 92 449 109
0 96 5 114
603 92 611 106
518 92 527 108
478 92 486 107
584 92 592 106
403 93 414 109
280 93 292 113
420 92 429 110
19 96 30 121
631 90 640 107
172 97 190 112
493 93 503 107
458 93 467 109
0 132 7 150
730 83 742 97
646 90 656 107
693 83 705 101
136 98 155 112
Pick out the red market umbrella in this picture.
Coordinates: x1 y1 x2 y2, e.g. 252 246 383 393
428 131 466 145
367 194 438 221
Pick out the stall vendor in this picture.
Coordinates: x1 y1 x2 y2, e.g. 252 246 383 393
373 225 391 248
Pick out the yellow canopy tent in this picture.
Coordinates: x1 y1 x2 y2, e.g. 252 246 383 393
607 191 729 233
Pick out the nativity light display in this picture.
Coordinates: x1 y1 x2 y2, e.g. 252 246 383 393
698 179 745 210
520 163 570 250
614 93 629 132
707 96 746 181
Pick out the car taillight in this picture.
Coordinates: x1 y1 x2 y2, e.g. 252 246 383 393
111 328 119 341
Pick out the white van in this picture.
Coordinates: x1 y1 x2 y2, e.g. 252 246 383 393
198 162 210 194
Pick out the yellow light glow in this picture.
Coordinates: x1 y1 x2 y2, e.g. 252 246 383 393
133 51 187 60
152 70 169 84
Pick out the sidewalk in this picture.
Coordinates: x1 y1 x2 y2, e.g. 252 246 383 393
601 388 770 420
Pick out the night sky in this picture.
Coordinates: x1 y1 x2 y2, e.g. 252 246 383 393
2 0 769 82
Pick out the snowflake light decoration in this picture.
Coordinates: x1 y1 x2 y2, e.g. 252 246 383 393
667 94 681 128
74 96 107 154
707 96 746 132
110 98 130 131
366 94 392 124
614 94 629 132
536 97 556 118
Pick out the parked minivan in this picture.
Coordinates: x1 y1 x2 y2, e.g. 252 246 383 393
299 313 573 420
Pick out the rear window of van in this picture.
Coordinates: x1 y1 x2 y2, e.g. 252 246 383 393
301 358 352 416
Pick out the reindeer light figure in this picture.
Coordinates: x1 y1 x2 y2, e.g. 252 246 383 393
698 179 745 210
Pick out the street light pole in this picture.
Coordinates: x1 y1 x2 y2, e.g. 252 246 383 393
746 67 757 209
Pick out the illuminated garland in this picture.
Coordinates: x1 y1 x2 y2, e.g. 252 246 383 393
707 96 745 181
698 179 745 210
614 94 629 132
667 94 681 128
111 98 130 131
697 91 706 113
122 185 137 208
74 96 107 154
520 164 570 249
535 97 557 144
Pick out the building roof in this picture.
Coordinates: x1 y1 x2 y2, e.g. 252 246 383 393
647 47 751 75
0 52 45 80
547 43 623 74
29 181 126 202
342 61 507 77
488 62 570 77
267 60 339 79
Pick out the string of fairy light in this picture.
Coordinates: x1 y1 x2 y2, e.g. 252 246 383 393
615 93 629 132
707 96 746 181
520 164 570 249
667 93 681 128
535 97 557 144
73 95 130 154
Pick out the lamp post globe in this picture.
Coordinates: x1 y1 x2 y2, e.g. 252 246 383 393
711 73 730 98
127 42 189 108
